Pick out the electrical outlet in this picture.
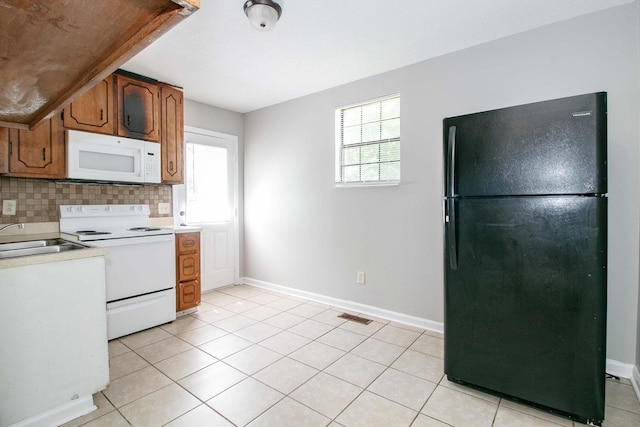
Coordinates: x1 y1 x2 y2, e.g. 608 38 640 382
158 202 171 215
357 271 365 285
2 200 16 215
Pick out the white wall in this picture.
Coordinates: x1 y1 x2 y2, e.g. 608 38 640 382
244 3 640 365
183 99 245 273
184 99 244 139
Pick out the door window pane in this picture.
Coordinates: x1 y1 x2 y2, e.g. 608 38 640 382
185 143 229 223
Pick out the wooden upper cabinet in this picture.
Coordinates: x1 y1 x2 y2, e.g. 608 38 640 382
7 115 65 178
63 76 115 135
0 128 8 174
160 84 184 184
115 74 160 142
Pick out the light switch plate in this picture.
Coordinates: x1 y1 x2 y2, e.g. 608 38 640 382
158 202 171 215
2 200 17 215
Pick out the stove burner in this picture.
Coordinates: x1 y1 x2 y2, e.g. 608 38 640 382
76 230 112 236
128 227 162 232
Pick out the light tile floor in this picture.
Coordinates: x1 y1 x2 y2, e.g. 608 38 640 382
63 284 640 427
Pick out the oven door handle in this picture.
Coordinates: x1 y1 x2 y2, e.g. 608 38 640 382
107 290 172 311
84 234 174 247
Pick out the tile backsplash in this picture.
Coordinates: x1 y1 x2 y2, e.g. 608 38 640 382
0 177 172 223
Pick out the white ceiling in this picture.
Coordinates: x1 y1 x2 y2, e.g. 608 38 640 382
122 0 632 114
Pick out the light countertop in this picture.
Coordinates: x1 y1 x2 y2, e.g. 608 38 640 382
168 225 203 234
0 232 108 269
0 219 200 268
148 218 202 234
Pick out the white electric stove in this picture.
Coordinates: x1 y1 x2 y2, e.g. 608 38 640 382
60 204 176 339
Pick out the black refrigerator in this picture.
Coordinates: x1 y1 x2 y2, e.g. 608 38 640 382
443 92 607 425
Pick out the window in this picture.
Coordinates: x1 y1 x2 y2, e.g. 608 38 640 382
335 94 400 185
185 142 230 223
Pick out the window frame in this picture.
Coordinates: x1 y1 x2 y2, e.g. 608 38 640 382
335 93 401 187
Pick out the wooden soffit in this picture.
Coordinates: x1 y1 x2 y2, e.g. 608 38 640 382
0 0 199 130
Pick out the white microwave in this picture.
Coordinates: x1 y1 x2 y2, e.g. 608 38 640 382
67 130 161 184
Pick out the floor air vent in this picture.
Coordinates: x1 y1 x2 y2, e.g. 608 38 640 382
338 313 372 325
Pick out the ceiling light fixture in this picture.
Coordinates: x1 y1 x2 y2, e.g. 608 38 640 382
243 0 282 31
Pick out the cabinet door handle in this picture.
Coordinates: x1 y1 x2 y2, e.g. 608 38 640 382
183 241 194 248
169 161 174 171
127 115 131 126
42 148 46 161
100 109 103 121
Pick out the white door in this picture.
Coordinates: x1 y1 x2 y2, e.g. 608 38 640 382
174 127 239 291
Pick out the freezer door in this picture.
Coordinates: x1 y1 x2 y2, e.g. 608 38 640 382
443 92 607 197
444 196 606 423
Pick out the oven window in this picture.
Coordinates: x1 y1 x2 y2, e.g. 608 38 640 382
185 142 229 223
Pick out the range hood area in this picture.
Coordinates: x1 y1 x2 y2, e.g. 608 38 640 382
0 0 199 130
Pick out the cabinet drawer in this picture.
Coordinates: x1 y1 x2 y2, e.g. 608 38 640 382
177 233 200 253
178 252 200 281
177 280 200 311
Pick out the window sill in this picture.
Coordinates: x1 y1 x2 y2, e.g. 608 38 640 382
335 181 400 188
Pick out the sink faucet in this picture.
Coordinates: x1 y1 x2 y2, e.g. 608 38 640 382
0 223 24 234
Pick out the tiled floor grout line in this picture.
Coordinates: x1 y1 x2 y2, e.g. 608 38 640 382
415 386 446 427
489 398 500 426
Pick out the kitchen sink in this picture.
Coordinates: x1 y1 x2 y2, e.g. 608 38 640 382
0 239 89 259
0 240 47 251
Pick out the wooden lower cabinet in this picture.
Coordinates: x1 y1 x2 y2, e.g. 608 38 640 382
176 232 201 312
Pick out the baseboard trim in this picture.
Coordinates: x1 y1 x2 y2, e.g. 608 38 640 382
632 365 640 402
10 394 95 427
606 359 635 380
242 277 444 334
242 277 636 382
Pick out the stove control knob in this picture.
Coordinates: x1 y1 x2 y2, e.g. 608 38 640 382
130 206 135 211
138 206 144 211
105 206 112 212
66 206 73 212
76 206 83 213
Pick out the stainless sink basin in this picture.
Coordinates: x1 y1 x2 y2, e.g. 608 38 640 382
0 238 89 259
0 240 47 251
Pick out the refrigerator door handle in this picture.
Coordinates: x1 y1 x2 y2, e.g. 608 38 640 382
446 126 458 269
446 126 456 198
446 197 458 270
